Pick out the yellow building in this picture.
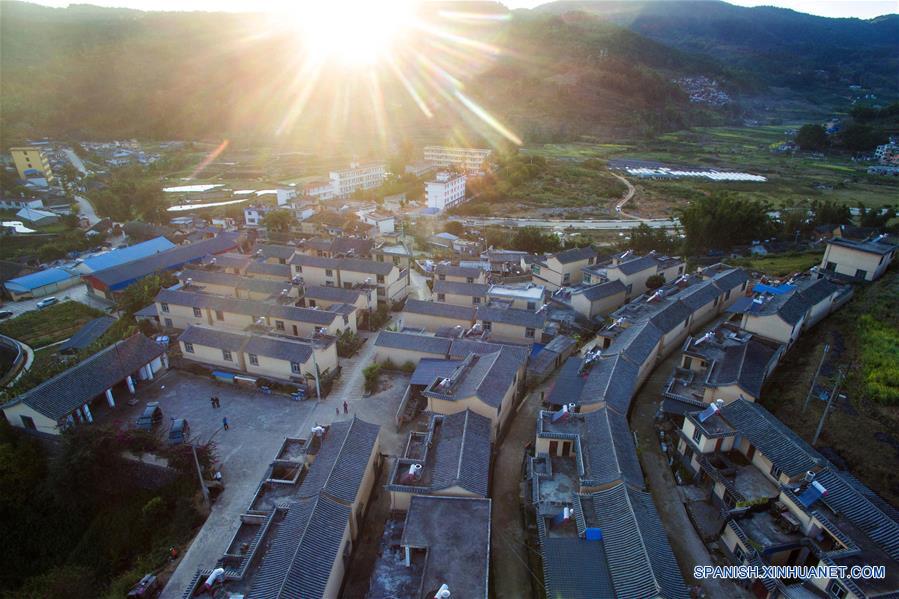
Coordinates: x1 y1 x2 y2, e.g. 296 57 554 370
10 146 54 183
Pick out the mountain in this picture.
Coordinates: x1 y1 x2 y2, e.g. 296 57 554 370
0 1 728 148
534 1 899 94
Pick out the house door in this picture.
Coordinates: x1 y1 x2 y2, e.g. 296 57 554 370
715 438 723 451
292 325 299 336
747 445 756 461
684 357 692 369
561 442 571 457
549 441 558 455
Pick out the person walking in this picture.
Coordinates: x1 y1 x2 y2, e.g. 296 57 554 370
336 406 340 417
343 401 349 414
222 416 229 430
210 396 216 409
214 396 220 408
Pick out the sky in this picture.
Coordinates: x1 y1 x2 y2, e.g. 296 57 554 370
18 0 899 19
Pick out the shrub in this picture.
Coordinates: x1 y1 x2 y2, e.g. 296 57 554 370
402 361 416 374
646 274 666 290
363 363 381 394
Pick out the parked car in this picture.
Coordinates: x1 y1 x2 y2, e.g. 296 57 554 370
127 573 160 599
0 310 13 320
36 297 59 309
136 402 163 431
168 418 190 444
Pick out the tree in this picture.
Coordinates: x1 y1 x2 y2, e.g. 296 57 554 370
810 200 852 227
116 272 177 316
857 203 896 229
838 123 887 152
677 194 774 254
796 124 827 151
443 221 465 236
511 226 561 254
623 223 680 254
263 209 296 233
645 274 665 290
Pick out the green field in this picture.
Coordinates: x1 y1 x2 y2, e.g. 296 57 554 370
513 126 899 218
729 250 824 276
0 300 104 348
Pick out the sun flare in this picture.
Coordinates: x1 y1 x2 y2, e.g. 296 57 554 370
289 0 416 66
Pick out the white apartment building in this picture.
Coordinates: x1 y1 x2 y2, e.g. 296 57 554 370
423 146 491 173
304 178 336 201
426 171 467 212
329 162 386 198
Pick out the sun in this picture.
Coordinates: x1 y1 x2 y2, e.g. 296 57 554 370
288 0 416 66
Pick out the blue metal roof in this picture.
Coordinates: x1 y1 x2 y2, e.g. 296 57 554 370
5 267 78 292
81 236 175 272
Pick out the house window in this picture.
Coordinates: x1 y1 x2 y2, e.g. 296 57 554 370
377 287 385 297
295 265 303 273
439 274 446 281
326 269 334 277
275 320 285 331
193 307 202 317
437 293 445 302
855 269 867 279
692 426 702 443
770 464 783 480
466 277 473 284
20 415 36 430
326 281 335 287
215 310 224 321
222 350 233 362
483 321 492 331
563 272 571 283
733 544 746 564
160 302 170 313
472 296 481 305
826 581 847 599
309 300 317 308
527 301 536 310
164 318 173 328
525 327 535 338
377 275 385 284
184 342 194 353
825 261 836 272
584 274 591 284
291 362 301 374
725 290 731 300
249 354 259 366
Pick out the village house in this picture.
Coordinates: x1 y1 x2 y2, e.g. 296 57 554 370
401 299 475 333
726 285 810 348
567 279 627 320
179 267 298 301
820 236 896 282
592 251 686 299
486 282 545 310
476 304 546 344
432 279 490 306
529 246 599 290
386 409 491 510
290 254 408 306
433 263 487 284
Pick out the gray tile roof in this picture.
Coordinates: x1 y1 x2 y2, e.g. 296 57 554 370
435 263 482 278
134 303 158 318
477 305 545 329
614 255 658 276
302 285 365 304
711 267 750 292
246 261 292 278
433 279 490 297
718 399 823 477
410 358 463 386
402 496 492 599
404 299 476 321
574 483 690 599
827 237 896 255
157 288 271 317
648 300 693 334
204 253 251 270
267 304 339 325
796 277 840 307
297 417 380 504
9 334 164 421
553 246 597 264
255 244 296 261
374 331 452 355
290 253 394 276
775 292 811 325
244 336 313 365
577 279 627 302
675 280 720 311
541 537 613 599
425 349 521 409
707 339 779 397
579 353 638 414
546 357 588 406
181 268 291 295
247 493 351 599
608 321 662 368
180 325 248 352
58 316 117 352
301 237 374 257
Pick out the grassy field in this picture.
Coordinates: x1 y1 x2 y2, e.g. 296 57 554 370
759 268 899 506
0 300 104 348
729 250 824 277
514 126 899 219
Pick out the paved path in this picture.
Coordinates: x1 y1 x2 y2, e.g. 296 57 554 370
75 194 100 225
1 286 112 320
629 324 751 599
611 172 644 221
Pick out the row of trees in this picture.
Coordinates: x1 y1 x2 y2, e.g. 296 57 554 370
795 122 889 153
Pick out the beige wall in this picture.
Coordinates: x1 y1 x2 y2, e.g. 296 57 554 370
428 395 501 440
322 523 351 599
2 402 60 434
803 297 834 330
157 302 210 330
246 354 312 381
658 319 691 357
742 313 802 347
606 265 655 298
486 293 541 310
402 311 473 333
180 340 246 371
349 436 380 538
571 289 626 320
389 484 478 511
372 347 446 367
822 244 893 281
484 321 541 344
703 384 755 404
435 291 483 306
437 271 487 284
687 301 718 332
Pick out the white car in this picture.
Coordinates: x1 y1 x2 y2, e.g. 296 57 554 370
36 297 59 309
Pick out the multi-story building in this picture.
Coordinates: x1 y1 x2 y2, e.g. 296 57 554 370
820 236 896 282
423 146 491 172
10 146 55 184
328 162 386 198
425 171 467 212
290 254 408 306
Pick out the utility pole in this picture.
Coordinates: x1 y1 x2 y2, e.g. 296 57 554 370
311 349 322 401
812 368 844 446
192 444 210 508
803 343 829 413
